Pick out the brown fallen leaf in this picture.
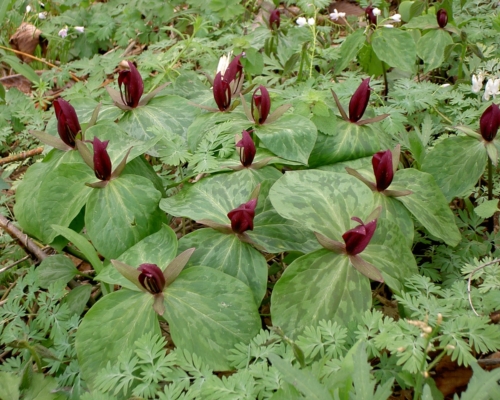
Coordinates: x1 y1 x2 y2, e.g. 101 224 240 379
9 22 48 63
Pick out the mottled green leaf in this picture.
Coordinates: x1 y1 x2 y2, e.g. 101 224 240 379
76 290 159 388
308 120 380 167
36 255 79 289
271 250 371 338
269 170 374 240
391 169 461 246
417 29 453 72
164 267 261 370
178 229 267 303
61 285 92 316
334 29 366 73
475 200 499 219
85 174 164 259
421 136 487 201
373 192 414 247
372 28 417 73
254 114 317 165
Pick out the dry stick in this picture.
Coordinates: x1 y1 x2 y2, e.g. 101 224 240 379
467 258 500 316
0 147 43 166
0 254 30 274
0 214 48 263
0 44 80 82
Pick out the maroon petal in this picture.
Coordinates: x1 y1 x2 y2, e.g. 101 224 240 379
342 217 377 255
251 86 271 124
223 54 243 85
236 130 256 167
372 149 394 191
91 137 112 181
349 78 371 123
227 198 257 234
138 263 166 294
480 103 500 142
54 99 81 148
118 61 144 108
213 72 231 111
437 9 448 28
269 9 280 30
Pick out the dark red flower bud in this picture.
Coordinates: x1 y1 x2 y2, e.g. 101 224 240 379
365 6 377 25
213 72 232 111
349 78 371 123
138 263 166 294
227 198 257 234
342 217 377 256
223 54 244 93
53 99 81 148
251 86 271 124
372 150 394 191
236 130 256 167
437 9 448 28
91 137 112 181
480 103 500 142
118 61 144 108
269 9 280 30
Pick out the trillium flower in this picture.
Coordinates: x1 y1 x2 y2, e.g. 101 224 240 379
236 130 256 167
227 198 257 234
480 103 500 142
58 28 68 38
251 85 271 124
342 217 377 256
107 61 169 110
365 6 378 25
91 137 112 181
437 9 448 28
223 53 244 93
217 52 232 75
54 99 81 148
213 72 232 111
472 74 484 93
330 9 346 21
111 249 195 316
74 26 85 33
269 9 280 30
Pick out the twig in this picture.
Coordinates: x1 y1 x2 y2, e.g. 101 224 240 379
467 258 500 316
120 40 137 58
0 215 48 263
0 255 30 274
0 44 80 82
0 147 43 166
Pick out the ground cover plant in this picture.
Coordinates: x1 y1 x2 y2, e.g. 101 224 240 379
2 0 500 398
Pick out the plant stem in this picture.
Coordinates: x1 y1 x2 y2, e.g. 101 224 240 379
309 10 318 79
487 157 494 232
381 60 388 100
458 42 467 81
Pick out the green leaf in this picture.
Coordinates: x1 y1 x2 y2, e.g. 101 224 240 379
76 290 160 388
0 372 20 400
164 267 261 370
247 210 321 254
475 200 499 219
362 219 418 295
14 150 94 244
417 29 454 73
334 29 366 73
358 43 385 77
271 249 371 338
2 55 40 84
178 229 268 303
460 362 500 400
373 191 414 247
422 136 487 201
97 225 178 290
22 373 62 400
118 95 200 142
51 225 103 274
160 170 259 224
391 169 461 246
254 114 317 165
85 174 164 259
372 28 417 73
36 255 79 289
267 354 332 400
269 170 374 241
61 285 92 316
308 120 380 167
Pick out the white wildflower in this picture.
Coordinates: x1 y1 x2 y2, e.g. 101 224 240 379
307 18 315 26
58 27 68 38
296 17 307 27
217 51 232 75
26 5 32 13
471 74 484 94
390 14 401 22
372 8 381 16
38 12 46 19
483 78 500 101
384 24 394 28
440 83 451 88
329 9 346 21
74 26 85 33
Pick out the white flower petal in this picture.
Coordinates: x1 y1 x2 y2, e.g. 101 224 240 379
26 5 32 12
390 14 401 22
38 12 46 19
58 28 68 38
307 18 315 26
74 26 85 33
373 8 381 16
296 17 307 27
384 24 394 28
